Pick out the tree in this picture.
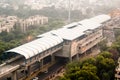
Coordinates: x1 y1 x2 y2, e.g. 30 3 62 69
82 63 97 74
61 50 115 80
102 72 110 80
62 69 100 80
98 40 108 51
62 60 99 80
96 54 115 80
100 51 112 58
82 58 96 65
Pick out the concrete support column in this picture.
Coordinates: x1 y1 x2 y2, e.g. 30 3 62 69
84 51 87 56
41 59 44 69
96 43 99 49
13 71 17 80
76 53 79 61
69 57 72 62
27 66 31 76
90 48 92 53
51 54 55 63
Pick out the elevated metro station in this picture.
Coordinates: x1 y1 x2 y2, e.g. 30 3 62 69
0 14 111 80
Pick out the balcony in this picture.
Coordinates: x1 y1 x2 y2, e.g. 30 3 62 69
80 37 102 53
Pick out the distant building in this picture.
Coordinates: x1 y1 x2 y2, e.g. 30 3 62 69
109 8 120 18
0 15 48 33
0 16 18 33
16 15 48 32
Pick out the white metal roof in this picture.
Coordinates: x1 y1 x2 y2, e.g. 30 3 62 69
52 15 105 40
6 35 63 59
52 25 85 40
89 14 111 23
39 14 110 41
62 22 78 28
78 19 102 29
37 30 56 38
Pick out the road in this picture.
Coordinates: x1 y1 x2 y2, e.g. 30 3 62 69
37 61 66 80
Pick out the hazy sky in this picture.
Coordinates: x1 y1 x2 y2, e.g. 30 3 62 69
89 0 97 3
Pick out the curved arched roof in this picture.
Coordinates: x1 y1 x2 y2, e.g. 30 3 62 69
6 35 63 59
5 14 111 59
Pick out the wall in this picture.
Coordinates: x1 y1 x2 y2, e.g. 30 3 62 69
55 41 71 58
70 28 103 57
80 29 103 53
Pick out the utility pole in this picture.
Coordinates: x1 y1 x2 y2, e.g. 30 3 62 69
68 0 71 23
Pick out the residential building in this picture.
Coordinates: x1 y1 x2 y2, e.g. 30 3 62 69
16 15 48 32
0 16 18 32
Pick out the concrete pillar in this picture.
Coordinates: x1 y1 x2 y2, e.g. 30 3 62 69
90 48 92 53
41 59 43 69
84 51 87 56
13 71 17 80
76 53 79 61
69 57 72 62
51 54 55 63
27 66 31 76
38 59 44 69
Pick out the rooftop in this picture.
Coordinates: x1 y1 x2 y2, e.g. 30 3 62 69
6 35 63 59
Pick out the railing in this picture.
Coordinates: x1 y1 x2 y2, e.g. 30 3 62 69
81 34 102 47
0 65 20 78
80 37 102 53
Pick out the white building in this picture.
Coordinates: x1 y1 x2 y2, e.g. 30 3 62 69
0 16 18 33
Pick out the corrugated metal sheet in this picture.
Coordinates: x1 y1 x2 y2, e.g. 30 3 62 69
37 30 56 38
52 19 101 40
6 35 63 59
62 22 78 28
51 25 85 40
78 19 102 29
89 14 111 23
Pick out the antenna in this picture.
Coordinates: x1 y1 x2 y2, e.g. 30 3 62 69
68 0 71 23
